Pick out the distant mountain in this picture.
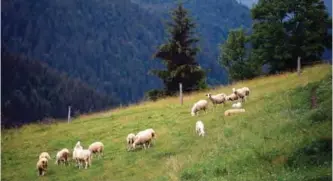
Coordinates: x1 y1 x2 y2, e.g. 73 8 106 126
2 0 252 106
1 49 118 128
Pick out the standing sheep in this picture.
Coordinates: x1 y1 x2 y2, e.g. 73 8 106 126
76 149 92 169
126 133 136 151
132 129 155 150
36 157 48 176
55 148 70 166
88 141 104 159
195 120 205 137
225 93 239 102
224 108 246 116
206 93 226 107
191 100 208 116
232 87 250 102
39 152 51 160
72 141 83 167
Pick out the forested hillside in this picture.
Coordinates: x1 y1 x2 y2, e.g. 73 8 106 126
1 49 117 128
1 0 251 105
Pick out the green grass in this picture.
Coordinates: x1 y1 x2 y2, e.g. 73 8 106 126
2 64 332 181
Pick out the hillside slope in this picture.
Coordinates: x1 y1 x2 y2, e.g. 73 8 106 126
1 0 251 104
2 64 332 181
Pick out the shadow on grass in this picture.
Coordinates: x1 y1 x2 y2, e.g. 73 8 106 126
287 137 332 168
305 176 332 181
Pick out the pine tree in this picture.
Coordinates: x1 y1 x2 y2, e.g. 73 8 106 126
151 3 206 95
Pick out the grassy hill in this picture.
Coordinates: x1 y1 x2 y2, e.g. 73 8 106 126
2 64 332 181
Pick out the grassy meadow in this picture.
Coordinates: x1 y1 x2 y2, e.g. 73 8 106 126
1 64 332 181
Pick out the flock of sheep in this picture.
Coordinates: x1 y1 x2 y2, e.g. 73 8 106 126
35 86 250 177
36 141 104 176
191 86 250 136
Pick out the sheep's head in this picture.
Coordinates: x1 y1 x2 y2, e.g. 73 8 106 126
205 93 211 98
191 111 196 116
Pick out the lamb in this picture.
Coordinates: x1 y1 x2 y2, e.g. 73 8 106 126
55 148 70 166
191 99 208 116
36 157 48 176
224 108 246 116
88 141 104 159
126 133 136 151
195 120 205 137
232 87 250 102
232 102 242 108
206 93 226 106
132 129 155 150
39 152 51 160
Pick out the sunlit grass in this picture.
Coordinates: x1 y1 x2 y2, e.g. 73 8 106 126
1 64 332 181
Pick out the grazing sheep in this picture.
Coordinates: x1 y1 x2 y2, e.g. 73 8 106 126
224 109 246 116
36 157 48 176
232 87 250 102
232 102 242 108
76 149 92 169
191 100 208 116
55 148 70 166
206 93 226 106
88 141 104 159
126 133 136 151
73 141 83 167
225 93 239 102
132 129 155 150
195 120 205 137
39 152 51 160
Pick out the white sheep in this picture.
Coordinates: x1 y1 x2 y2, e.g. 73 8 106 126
225 93 239 102
191 99 208 116
39 152 51 160
232 87 250 102
76 149 92 169
232 102 242 108
126 133 136 151
224 108 246 116
132 129 155 150
206 93 226 106
88 141 104 159
195 120 205 137
36 157 48 176
55 148 70 166
72 141 83 167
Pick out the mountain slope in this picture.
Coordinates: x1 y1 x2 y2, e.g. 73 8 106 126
1 50 118 128
1 0 252 104
2 64 331 181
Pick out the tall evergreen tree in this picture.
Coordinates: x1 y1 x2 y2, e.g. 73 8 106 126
250 0 331 73
151 3 206 95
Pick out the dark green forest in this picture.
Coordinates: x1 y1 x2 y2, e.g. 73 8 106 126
1 49 118 128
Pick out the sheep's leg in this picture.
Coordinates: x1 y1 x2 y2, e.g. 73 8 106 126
143 143 147 150
85 160 88 169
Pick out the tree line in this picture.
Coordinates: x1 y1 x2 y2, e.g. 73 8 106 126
148 0 331 99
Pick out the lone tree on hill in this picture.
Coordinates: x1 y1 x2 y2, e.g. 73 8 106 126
151 3 206 96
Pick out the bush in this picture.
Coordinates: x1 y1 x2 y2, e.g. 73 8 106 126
145 89 166 102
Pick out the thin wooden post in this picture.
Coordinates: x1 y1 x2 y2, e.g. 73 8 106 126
297 56 301 76
67 106 71 123
179 83 183 105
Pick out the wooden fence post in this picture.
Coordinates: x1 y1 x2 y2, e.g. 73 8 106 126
297 56 301 76
67 106 71 123
179 83 183 105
